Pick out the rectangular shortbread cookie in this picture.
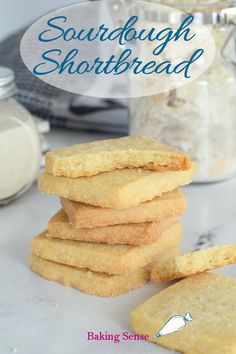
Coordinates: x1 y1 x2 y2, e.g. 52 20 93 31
32 222 181 275
29 247 180 297
130 273 236 354
38 165 195 209
60 188 186 228
151 243 236 282
48 209 176 245
45 136 191 178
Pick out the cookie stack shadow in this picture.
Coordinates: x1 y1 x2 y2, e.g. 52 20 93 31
29 136 195 297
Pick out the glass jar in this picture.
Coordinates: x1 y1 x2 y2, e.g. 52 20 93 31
0 67 41 204
130 1 236 182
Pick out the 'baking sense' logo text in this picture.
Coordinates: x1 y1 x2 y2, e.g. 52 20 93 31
87 331 149 344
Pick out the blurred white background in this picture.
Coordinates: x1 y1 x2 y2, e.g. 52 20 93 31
0 0 82 41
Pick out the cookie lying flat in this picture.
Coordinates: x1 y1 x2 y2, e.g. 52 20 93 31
152 244 236 282
45 136 191 178
61 188 186 228
38 166 195 209
131 273 236 354
48 209 176 245
29 248 180 297
32 222 181 275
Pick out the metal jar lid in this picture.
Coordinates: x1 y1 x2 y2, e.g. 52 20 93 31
0 67 17 99
189 3 236 25
142 3 236 25
111 0 236 25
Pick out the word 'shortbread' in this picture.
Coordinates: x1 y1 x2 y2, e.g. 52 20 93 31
60 188 186 228
38 165 195 209
32 222 181 275
29 248 179 297
48 209 176 245
131 273 236 354
152 244 236 282
45 136 191 178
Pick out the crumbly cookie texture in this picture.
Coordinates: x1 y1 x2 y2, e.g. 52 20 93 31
31 222 181 275
38 165 195 209
48 209 176 245
45 136 191 178
60 188 186 228
130 273 236 354
29 248 179 297
151 244 236 282
150 247 180 269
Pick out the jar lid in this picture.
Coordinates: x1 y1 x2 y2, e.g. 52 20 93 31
140 1 236 25
189 2 236 25
0 67 17 99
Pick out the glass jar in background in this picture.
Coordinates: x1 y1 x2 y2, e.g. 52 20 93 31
0 67 41 204
130 1 236 182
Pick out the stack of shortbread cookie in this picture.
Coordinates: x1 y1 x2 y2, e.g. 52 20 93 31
29 136 195 296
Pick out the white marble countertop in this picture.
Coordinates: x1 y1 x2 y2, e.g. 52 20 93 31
0 129 235 354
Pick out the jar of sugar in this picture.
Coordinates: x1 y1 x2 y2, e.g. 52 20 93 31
129 1 236 182
0 67 41 204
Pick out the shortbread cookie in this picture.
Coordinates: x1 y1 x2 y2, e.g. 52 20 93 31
61 188 186 228
151 247 180 268
32 222 181 274
48 209 176 245
29 248 180 297
152 244 236 282
29 255 151 297
38 165 195 209
131 273 236 354
45 136 191 178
